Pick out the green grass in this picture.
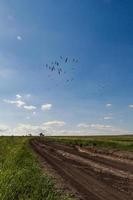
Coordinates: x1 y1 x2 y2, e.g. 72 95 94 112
46 135 133 151
0 136 73 200
1 136 132 200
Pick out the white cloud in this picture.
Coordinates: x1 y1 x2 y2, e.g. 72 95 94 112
129 105 133 109
103 116 113 120
77 123 112 130
12 121 65 136
24 105 36 111
15 100 25 107
76 122 132 135
0 122 132 136
16 94 22 99
4 99 25 108
106 103 112 107
3 95 37 111
13 123 133 136
17 35 22 41
0 124 10 132
43 120 66 127
13 124 42 135
41 103 52 111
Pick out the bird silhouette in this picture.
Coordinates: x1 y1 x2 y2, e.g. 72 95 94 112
65 57 68 63
43 56 79 85
58 68 62 75
51 66 55 71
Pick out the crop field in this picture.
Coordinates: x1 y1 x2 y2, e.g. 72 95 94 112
31 135 133 200
0 136 72 200
46 135 133 151
1 135 133 200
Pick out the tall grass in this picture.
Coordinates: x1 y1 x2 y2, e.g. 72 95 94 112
0 136 71 200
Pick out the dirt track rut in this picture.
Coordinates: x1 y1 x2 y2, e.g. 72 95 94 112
30 139 133 200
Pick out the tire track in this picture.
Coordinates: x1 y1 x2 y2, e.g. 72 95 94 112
31 139 132 200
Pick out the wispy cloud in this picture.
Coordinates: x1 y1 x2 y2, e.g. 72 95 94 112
43 120 66 127
17 35 22 41
13 124 41 135
12 120 66 135
41 103 52 111
103 116 113 120
77 123 112 129
24 105 36 111
4 99 25 108
4 94 36 111
16 94 22 100
106 103 112 107
0 124 10 132
0 121 131 136
129 104 133 109
77 122 131 135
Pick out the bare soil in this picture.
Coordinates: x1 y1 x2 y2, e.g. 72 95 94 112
30 139 133 200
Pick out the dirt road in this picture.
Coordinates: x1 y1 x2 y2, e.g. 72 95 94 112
30 139 133 200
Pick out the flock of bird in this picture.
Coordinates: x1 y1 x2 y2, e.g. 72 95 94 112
43 56 79 83
42 56 110 96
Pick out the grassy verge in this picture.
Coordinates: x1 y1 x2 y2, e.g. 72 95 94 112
0 136 72 200
46 136 133 151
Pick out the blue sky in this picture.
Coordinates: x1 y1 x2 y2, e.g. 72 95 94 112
0 0 133 135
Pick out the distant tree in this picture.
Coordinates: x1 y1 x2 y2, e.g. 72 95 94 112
39 133 45 137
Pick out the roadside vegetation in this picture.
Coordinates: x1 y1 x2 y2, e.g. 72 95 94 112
46 135 133 151
0 136 72 200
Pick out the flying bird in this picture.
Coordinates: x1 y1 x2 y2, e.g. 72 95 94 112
58 68 62 75
42 56 79 86
51 66 55 71
65 57 68 63
56 62 59 66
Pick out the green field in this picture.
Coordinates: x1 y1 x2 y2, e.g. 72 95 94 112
1 136 133 200
46 135 133 151
0 136 72 200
